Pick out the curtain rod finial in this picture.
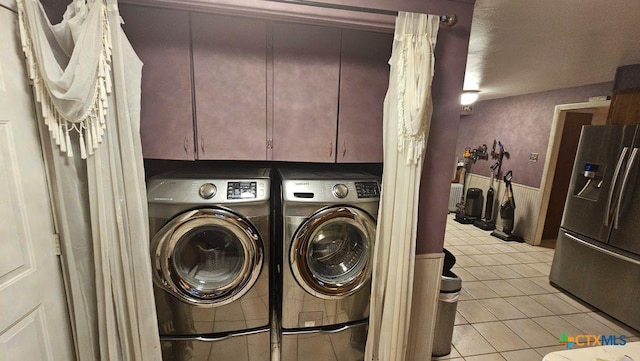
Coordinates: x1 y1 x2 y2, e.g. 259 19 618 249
440 14 458 27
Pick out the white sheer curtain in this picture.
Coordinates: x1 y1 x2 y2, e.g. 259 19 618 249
17 1 162 360
366 12 439 361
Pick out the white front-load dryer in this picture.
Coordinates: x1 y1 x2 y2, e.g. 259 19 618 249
147 168 270 361
277 168 380 361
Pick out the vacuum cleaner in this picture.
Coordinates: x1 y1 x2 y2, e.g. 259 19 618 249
491 170 524 242
473 162 498 230
474 141 509 231
454 144 487 224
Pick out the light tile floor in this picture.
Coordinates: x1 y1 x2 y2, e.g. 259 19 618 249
434 214 640 361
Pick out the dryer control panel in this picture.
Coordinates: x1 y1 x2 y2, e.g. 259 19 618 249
283 179 380 203
355 182 380 198
227 181 258 199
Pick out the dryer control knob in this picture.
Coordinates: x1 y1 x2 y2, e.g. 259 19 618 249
199 183 217 199
332 184 348 198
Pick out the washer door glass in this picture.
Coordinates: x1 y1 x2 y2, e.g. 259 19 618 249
152 208 263 306
291 206 375 298
172 225 246 296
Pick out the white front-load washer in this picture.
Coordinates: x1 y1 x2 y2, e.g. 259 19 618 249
277 168 380 361
147 168 271 361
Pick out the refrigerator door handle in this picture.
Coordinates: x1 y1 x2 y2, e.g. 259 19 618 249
605 147 628 227
563 232 640 266
614 147 638 229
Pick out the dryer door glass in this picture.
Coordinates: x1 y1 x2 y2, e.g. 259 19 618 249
152 208 263 306
292 206 375 298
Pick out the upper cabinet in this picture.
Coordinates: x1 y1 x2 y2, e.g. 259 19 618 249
607 64 640 126
337 30 392 163
120 5 195 160
121 6 392 163
192 13 269 160
272 23 341 162
607 89 640 125
271 25 392 163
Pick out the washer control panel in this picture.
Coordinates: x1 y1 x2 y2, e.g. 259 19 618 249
227 181 258 199
355 181 380 198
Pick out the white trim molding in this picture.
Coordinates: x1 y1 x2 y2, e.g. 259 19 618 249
533 100 610 245
407 252 444 360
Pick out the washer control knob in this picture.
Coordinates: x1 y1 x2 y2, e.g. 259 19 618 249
199 183 217 199
332 184 348 198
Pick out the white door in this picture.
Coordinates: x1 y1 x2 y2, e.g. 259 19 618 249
0 5 74 361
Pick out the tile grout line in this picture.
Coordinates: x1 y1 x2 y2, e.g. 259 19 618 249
435 214 640 361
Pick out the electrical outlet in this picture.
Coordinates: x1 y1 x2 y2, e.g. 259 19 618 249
529 153 539 162
461 104 473 116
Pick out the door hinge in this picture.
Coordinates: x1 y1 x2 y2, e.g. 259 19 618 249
267 139 273 149
53 233 61 256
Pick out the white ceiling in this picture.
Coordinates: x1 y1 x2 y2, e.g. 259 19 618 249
464 0 640 102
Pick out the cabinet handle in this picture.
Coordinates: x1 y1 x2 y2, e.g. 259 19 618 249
184 135 189 155
342 141 347 158
200 137 205 154
329 141 333 158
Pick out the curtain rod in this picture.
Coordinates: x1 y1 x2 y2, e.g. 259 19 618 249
264 0 458 26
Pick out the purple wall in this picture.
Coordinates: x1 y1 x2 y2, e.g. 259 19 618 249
41 1 68 22
417 1 475 254
455 82 613 189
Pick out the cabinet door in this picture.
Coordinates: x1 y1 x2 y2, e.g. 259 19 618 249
192 14 268 160
120 5 195 160
337 30 392 163
272 23 341 162
607 90 640 125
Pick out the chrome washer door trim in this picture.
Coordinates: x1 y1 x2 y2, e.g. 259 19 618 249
291 206 376 299
151 207 263 306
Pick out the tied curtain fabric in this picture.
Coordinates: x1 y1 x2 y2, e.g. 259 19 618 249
18 0 110 159
366 12 439 361
17 1 162 360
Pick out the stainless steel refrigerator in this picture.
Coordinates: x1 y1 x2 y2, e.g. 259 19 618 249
550 125 640 331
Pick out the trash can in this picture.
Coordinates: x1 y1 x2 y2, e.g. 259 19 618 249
432 250 462 357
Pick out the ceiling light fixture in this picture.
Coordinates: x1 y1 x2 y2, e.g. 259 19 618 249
460 90 480 106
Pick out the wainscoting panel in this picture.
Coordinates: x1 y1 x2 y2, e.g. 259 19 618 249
407 253 444 360
466 174 541 244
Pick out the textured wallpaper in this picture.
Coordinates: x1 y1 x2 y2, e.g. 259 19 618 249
455 82 613 188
